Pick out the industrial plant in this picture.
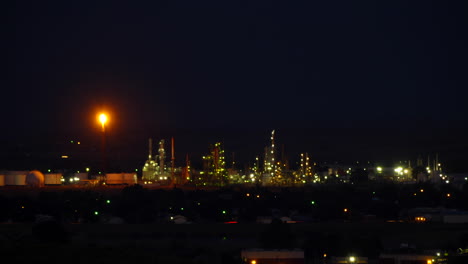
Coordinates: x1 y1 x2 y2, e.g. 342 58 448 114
0 130 464 189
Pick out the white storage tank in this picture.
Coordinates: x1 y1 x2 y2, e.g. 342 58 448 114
122 173 137 185
26 170 45 187
106 173 137 185
5 171 28 186
0 175 4 186
44 173 62 185
106 173 123 185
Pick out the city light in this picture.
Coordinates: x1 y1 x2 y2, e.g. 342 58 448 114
349 256 356 263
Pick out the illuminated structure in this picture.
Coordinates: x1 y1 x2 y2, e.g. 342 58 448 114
262 130 276 186
202 142 227 186
142 138 158 181
298 153 314 184
142 138 169 182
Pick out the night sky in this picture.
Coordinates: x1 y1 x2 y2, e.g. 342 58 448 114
5 1 468 171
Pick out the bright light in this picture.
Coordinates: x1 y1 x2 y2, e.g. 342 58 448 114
99 113 107 125
344 208 348 212
349 256 356 263
250 260 257 264
447 193 451 197
427 260 432 264
98 113 108 131
377 167 382 172
106 200 110 204
420 189 424 193
94 211 99 215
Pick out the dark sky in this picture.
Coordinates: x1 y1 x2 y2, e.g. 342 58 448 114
5 1 468 171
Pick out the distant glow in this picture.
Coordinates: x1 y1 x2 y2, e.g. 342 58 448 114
323 253 327 257
86 167 90 172
446 193 451 197
222 210 226 214
106 200 110 204
94 211 99 215
349 256 356 263
311 201 315 205
246 193 250 197
99 113 107 125
61 155 69 159
427 260 432 264
251 260 257 264
344 208 348 212
420 189 424 193
446 180 449 184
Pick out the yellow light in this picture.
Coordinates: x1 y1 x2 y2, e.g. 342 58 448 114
344 208 348 212
323 253 327 257
427 260 432 264
349 256 356 263
447 193 451 197
420 189 424 193
98 113 108 131
251 260 257 264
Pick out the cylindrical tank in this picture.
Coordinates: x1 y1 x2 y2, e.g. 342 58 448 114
0 175 5 186
106 173 137 185
26 170 45 187
122 173 137 185
5 171 28 186
44 173 62 185
106 173 123 185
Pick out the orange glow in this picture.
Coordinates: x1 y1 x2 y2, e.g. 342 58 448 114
344 208 348 212
98 113 108 131
447 193 451 197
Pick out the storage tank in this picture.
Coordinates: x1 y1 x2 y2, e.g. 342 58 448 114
5 171 28 186
122 173 137 185
0 175 5 186
106 173 137 185
44 173 62 185
26 170 45 187
106 173 123 185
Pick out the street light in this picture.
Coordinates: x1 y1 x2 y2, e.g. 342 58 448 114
349 256 356 263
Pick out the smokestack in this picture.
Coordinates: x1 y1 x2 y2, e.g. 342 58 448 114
148 138 153 159
171 137 175 180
